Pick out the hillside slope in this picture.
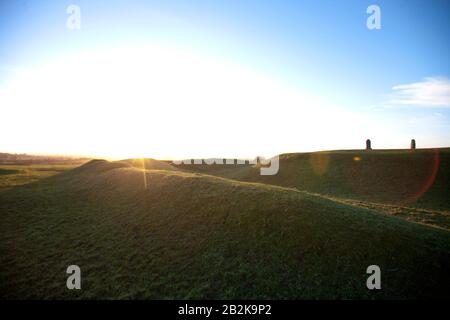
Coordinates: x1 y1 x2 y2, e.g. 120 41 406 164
175 149 450 211
1 160 449 299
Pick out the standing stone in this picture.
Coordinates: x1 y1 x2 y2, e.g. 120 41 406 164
366 139 372 150
411 139 416 150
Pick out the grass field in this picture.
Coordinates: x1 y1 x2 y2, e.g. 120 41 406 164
0 164 79 192
176 148 450 229
0 150 449 299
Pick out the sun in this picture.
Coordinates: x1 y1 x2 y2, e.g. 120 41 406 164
0 44 381 159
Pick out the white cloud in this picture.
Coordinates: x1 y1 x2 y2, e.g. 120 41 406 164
388 77 450 108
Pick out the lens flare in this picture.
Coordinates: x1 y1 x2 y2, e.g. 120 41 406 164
310 152 330 176
344 149 440 205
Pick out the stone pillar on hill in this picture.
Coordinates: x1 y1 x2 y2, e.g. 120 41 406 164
366 139 372 150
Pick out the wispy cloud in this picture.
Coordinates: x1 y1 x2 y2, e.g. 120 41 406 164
388 77 450 108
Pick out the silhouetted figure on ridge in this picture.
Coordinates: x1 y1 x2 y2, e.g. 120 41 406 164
411 139 416 150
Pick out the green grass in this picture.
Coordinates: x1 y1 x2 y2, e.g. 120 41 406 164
0 169 20 175
175 149 450 225
1 159 449 299
0 164 78 192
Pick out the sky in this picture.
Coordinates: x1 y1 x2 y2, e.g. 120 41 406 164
0 0 449 159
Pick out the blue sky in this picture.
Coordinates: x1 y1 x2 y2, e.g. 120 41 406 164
0 0 449 158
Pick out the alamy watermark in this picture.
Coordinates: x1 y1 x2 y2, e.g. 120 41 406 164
66 265 81 290
366 265 381 290
367 5 381 30
172 155 280 176
66 4 81 30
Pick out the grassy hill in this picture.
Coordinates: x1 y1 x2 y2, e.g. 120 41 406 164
0 164 79 192
175 149 450 211
1 159 449 299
